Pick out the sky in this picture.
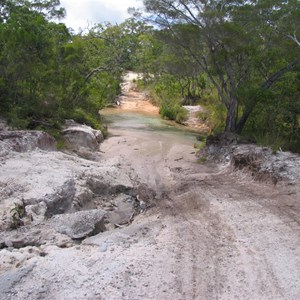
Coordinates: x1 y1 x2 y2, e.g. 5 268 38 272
60 0 142 32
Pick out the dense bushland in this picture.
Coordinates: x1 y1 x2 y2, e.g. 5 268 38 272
0 1 147 131
0 0 299 153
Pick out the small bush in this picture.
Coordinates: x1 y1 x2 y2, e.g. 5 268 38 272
159 100 188 124
175 107 189 123
253 132 286 153
198 103 226 133
6 108 30 129
194 141 206 150
70 108 101 129
10 201 26 229
159 102 178 120
197 157 207 164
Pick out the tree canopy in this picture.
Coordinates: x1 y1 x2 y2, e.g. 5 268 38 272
0 1 148 130
130 0 300 151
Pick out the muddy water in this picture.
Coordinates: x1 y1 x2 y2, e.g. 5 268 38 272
101 110 199 150
99 71 205 197
99 108 203 197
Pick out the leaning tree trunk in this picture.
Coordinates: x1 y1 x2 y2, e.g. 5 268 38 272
236 105 253 134
235 60 298 134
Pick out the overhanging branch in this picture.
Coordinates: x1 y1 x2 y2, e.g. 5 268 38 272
84 65 110 82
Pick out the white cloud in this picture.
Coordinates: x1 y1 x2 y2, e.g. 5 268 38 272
60 0 142 32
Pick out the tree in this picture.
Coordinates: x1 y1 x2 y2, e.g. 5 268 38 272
0 0 125 129
256 0 300 47
0 1 71 125
138 0 299 133
0 0 65 23
84 19 151 81
134 30 162 77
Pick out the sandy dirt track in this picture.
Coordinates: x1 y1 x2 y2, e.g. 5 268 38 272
2 72 300 300
95 72 300 299
97 129 300 300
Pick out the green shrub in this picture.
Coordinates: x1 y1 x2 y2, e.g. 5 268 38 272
159 101 178 120
159 98 188 124
175 107 188 123
10 201 26 229
194 140 206 150
4 106 30 129
198 103 226 134
197 157 207 164
252 132 286 153
70 108 101 130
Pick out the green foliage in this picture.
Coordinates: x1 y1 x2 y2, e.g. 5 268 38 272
0 3 149 134
10 201 26 229
5 107 30 129
197 157 207 164
159 100 178 120
253 132 286 153
44 127 65 149
159 99 188 123
134 31 162 75
198 103 227 134
242 70 300 153
175 107 189 123
139 73 189 123
10 202 25 219
0 1 72 127
194 141 206 151
69 108 101 130
137 0 300 153
154 74 181 99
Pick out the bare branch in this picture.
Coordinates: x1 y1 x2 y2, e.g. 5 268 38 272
287 31 300 47
84 65 110 82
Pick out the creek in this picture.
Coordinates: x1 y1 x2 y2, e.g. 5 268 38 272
100 109 201 162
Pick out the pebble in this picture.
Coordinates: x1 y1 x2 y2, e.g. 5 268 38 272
99 244 108 252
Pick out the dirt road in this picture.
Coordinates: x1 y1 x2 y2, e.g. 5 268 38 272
96 72 300 299
3 72 299 299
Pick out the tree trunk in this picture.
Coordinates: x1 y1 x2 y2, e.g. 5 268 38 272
236 105 253 134
225 97 238 132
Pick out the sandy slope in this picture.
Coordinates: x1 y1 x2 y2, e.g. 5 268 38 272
1 72 300 300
